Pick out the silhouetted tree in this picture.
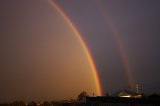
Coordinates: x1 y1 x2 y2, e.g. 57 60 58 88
77 91 88 101
43 101 51 106
29 101 36 106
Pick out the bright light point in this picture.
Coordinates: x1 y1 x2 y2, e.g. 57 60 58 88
120 95 131 98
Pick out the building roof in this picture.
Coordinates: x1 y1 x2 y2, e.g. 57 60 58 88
111 90 138 97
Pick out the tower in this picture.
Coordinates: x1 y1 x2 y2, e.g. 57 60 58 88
136 84 140 94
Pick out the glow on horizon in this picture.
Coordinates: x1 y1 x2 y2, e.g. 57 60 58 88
48 0 102 96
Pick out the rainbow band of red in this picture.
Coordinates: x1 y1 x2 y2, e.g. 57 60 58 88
94 0 133 88
48 0 102 96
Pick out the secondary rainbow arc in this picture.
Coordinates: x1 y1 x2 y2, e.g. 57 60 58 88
94 0 134 88
48 0 102 96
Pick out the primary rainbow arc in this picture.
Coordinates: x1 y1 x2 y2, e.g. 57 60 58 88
48 0 103 96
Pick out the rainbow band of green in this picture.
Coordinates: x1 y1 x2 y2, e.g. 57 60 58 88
48 0 103 96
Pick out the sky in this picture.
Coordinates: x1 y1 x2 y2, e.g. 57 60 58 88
0 0 160 102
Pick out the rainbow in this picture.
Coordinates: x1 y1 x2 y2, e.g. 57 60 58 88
48 0 102 96
94 0 133 88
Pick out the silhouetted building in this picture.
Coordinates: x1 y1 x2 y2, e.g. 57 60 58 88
78 96 160 106
111 89 142 98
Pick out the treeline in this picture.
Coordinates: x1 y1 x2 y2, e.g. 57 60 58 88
0 101 70 106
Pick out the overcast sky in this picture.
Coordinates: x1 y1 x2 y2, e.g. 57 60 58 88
0 0 160 102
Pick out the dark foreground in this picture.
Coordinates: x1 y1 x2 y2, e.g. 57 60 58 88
0 97 160 106
79 96 160 106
